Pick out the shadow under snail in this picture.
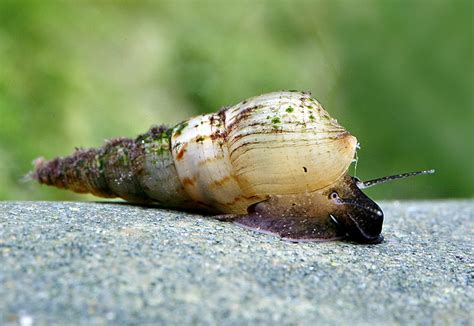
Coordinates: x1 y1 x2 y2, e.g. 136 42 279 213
31 91 434 243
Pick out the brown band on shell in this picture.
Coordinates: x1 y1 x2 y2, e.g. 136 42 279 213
176 142 188 161
209 175 233 188
182 177 195 187
197 155 226 166
226 105 262 132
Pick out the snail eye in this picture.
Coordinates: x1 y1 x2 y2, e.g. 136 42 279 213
329 192 339 200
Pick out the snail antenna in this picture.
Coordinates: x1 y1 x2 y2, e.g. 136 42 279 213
357 169 435 189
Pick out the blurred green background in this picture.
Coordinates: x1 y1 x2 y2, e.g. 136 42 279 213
0 0 472 202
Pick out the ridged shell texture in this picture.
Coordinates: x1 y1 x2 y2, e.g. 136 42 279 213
171 91 357 213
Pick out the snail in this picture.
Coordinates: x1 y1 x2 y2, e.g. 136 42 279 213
31 91 434 243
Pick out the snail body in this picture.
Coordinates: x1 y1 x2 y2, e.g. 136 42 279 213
32 91 433 243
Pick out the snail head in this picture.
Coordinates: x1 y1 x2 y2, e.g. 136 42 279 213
324 169 434 243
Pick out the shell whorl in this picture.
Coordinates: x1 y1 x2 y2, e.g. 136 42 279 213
32 126 195 208
171 91 357 213
33 91 357 214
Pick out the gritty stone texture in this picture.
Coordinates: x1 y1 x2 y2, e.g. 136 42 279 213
0 200 472 325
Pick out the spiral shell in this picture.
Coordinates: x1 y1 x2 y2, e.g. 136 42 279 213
32 91 357 214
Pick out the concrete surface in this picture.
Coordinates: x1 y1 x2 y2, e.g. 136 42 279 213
0 200 472 325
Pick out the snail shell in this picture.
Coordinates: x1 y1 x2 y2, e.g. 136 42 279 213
33 91 356 213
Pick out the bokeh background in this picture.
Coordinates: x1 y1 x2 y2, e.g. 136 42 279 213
0 0 472 202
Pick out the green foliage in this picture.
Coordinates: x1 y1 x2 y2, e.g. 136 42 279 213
0 0 472 200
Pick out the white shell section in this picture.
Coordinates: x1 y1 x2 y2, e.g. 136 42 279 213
224 91 357 198
171 114 256 213
170 91 356 214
